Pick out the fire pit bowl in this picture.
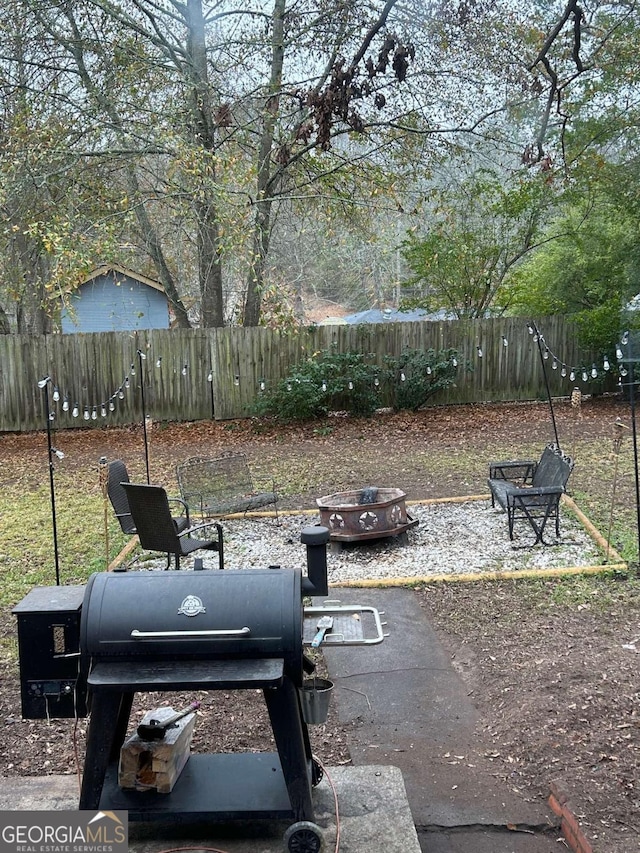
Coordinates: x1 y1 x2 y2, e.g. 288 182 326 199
316 487 418 543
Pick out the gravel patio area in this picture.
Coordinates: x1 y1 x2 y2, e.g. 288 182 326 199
132 496 616 581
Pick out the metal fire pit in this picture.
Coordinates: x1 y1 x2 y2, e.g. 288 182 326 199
316 487 418 543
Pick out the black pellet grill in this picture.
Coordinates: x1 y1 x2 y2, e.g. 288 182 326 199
12 526 385 852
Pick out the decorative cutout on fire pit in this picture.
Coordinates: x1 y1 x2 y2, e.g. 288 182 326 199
328 513 345 529
358 511 379 530
390 504 403 525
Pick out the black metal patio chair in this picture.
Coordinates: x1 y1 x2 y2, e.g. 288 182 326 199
121 482 224 570
176 453 278 521
107 459 190 536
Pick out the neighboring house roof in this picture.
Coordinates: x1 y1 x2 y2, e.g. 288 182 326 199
81 263 166 294
342 307 432 324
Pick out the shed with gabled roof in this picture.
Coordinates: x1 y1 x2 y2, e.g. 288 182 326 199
60 265 171 333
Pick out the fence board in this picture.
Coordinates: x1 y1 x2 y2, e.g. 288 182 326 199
0 316 606 433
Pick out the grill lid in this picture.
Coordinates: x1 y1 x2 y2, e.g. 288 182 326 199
80 568 302 672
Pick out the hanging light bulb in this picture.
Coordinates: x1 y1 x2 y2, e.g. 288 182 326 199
118 387 125 399
52 386 60 402
527 324 534 335
603 356 610 371
552 359 558 370
561 365 567 378
582 369 588 382
348 380 354 390
52 448 65 460
452 357 458 367
130 363 135 375
181 363 188 376
234 374 240 386
622 331 629 345
109 399 115 411
321 379 327 392
91 406 98 420
621 366 628 377
570 370 576 382
532 333 539 343
207 371 213 382
502 336 508 347
124 377 130 389
374 376 380 387
400 371 406 382
426 365 432 375
156 357 162 368
286 381 292 391
62 396 70 412
72 403 79 418
138 351 146 361
260 379 266 391
543 348 549 359
83 406 90 420
49 411 55 421
477 346 483 358
591 364 598 379
616 345 624 360
101 404 107 417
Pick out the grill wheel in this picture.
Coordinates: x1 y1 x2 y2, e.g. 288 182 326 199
284 820 324 853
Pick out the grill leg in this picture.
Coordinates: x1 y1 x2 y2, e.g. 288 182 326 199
79 690 133 809
264 678 314 823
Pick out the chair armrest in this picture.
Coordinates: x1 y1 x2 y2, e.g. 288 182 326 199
179 520 223 540
489 460 536 483
168 496 190 523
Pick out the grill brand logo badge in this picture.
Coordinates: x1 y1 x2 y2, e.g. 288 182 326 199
178 594 206 616
0 810 128 853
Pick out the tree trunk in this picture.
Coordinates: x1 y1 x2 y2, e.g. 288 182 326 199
243 0 286 327
186 0 225 327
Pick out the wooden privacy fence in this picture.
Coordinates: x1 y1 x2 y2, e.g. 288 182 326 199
0 315 603 433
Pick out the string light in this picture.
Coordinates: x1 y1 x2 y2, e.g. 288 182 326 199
552 359 558 370
207 371 213 382
321 380 327 392
616 345 624 360
603 356 610 371
118 387 125 399
582 369 588 382
502 336 508 347
591 364 598 379
130 363 135 374
452 357 458 367
91 406 98 420
156 357 162 367
570 370 576 382
83 406 90 420
348 380 354 390
52 386 60 402
124 377 130 389
477 346 483 358
72 403 79 418
400 372 406 382
561 365 567 378
181 363 188 376
374 376 380 387
101 404 107 417
62 396 70 412
234 375 240 386
543 348 549 359
260 379 266 391
109 399 115 411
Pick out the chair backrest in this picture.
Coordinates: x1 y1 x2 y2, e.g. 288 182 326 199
107 460 136 534
121 483 180 554
177 454 253 507
532 444 574 491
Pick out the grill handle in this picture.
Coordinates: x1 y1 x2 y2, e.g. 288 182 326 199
130 627 251 640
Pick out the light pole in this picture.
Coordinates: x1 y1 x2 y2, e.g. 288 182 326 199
38 376 64 585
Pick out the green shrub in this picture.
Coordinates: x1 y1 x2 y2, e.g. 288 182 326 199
253 348 381 421
387 347 461 412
